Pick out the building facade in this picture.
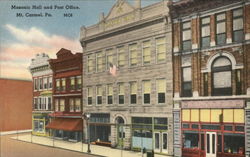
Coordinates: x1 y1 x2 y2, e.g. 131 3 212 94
170 0 250 157
46 48 83 142
29 53 53 136
80 0 173 155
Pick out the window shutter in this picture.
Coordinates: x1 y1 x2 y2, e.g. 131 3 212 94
143 81 151 94
157 79 166 93
130 82 137 94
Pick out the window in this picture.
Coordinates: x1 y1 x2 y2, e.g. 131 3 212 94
156 37 166 62
117 46 125 68
129 44 138 66
96 52 104 72
75 98 81 112
216 13 226 45
87 87 93 105
201 16 210 48
130 82 137 104
34 98 38 110
182 21 192 51
224 134 244 154
106 49 114 70
203 73 208 96
183 132 199 149
76 76 82 90
212 57 232 96
107 84 113 104
87 54 94 73
70 77 75 90
96 86 102 105
236 70 241 95
69 98 74 112
39 78 43 90
60 99 65 111
55 99 59 111
142 40 151 65
157 79 166 103
118 83 124 104
48 77 52 89
143 80 151 104
61 78 66 91
56 79 60 91
233 8 243 43
43 77 47 89
34 78 38 90
182 66 192 97
48 97 51 110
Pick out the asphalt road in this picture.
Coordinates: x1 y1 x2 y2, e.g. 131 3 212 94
0 135 97 157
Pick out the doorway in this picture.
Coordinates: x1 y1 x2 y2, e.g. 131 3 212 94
154 132 168 153
206 132 216 157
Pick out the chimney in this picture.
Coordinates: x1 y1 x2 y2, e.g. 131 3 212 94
135 0 141 9
99 12 105 22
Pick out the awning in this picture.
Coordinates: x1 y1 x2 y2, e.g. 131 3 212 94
46 118 83 131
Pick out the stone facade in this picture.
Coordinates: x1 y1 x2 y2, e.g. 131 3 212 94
80 0 173 155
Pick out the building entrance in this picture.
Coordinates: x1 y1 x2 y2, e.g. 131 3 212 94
206 132 216 157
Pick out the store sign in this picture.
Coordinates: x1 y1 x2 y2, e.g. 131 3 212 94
182 100 244 108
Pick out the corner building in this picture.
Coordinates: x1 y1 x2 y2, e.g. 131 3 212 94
170 0 250 157
80 0 173 155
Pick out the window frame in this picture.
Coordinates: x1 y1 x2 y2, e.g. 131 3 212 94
181 66 192 97
143 80 151 104
130 81 137 104
201 16 211 48
216 12 226 45
232 8 244 43
182 21 192 51
155 37 166 62
129 43 138 67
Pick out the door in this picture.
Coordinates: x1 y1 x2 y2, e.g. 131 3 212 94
117 124 124 148
154 132 160 152
206 132 216 157
154 132 168 153
162 132 168 153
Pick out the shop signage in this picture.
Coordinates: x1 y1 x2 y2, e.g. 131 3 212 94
181 100 244 108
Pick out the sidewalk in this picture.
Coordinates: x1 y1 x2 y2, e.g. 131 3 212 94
10 134 170 157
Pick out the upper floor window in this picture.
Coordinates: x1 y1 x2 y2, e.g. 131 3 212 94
39 78 43 90
143 80 151 104
142 40 151 65
69 98 74 112
212 57 232 96
70 77 75 90
96 86 102 105
233 8 244 43
96 52 104 72
201 16 210 48
34 78 38 90
43 77 48 89
61 78 66 91
118 83 125 104
130 82 137 104
48 97 52 110
48 77 52 89
87 87 93 105
182 66 192 97
157 79 166 103
76 76 82 90
156 37 166 62
106 49 114 70
75 98 81 112
107 84 113 105
216 13 226 45
56 79 60 91
87 54 94 73
182 21 192 51
60 99 65 112
55 99 59 111
34 98 38 110
117 46 125 68
129 44 138 66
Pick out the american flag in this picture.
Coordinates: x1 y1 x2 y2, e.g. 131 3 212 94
109 63 117 76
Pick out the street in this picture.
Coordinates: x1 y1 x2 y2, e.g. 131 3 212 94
0 134 97 157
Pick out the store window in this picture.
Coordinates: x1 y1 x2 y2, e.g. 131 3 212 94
224 134 244 154
129 43 138 66
156 37 166 62
96 86 102 105
181 66 192 97
87 54 94 73
87 87 93 105
216 13 226 45
142 40 151 65
201 16 210 48
233 8 244 43
182 21 192 51
118 83 124 104
212 57 232 96
117 46 125 68
183 132 199 149
157 79 166 103
143 80 151 104
107 84 113 104
130 82 137 104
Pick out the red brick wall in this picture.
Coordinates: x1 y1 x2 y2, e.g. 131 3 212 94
0 79 32 132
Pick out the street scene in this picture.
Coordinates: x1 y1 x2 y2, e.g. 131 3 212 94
1 0 250 157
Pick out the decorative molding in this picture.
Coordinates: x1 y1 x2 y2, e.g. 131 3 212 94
174 47 179 53
210 41 216 47
193 91 199 97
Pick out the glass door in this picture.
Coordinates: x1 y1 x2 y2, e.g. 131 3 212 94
206 132 216 157
154 132 160 152
162 132 168 153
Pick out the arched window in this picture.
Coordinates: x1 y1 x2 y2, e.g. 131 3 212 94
212 57 232 96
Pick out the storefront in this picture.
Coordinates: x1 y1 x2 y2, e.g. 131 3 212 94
32 113 50 136
131 117 168 154
46 118 83 142
181 107 245 157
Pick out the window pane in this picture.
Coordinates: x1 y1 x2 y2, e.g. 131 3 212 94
182 40 192 51
216 13 225 21
143 81 151 94
183 67 191 82
202 25 210 37
183 30 191 40
216 33 226 45
130 82 137 94
233 30 244 42
202 36 210 48
233 18 243 31
202 17 210 24
119 95 124 104
213 71 231 88
224 134 244 154
119 83 124 94
144 94 150 104
88 87 93 96
97 86 102 96
130 94 136 104
217 22 225 33
233 8 243 17
183 22 191 29
183 132 199 148
107 84 113 95
157 79 166 93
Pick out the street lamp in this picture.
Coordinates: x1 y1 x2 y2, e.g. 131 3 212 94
83 112 91 153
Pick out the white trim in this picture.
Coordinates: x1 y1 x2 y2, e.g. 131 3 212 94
192 44 198 49
0 129 32 136
210 41 216 47
193 91 199 97
173 94 250 101
174 92 180 98
245 33 250 40
173 46 179 53
226 38 232 44
201 52 241 73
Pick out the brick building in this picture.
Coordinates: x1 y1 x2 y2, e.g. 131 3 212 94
0 78 32 132
29 53 53 136
170 0 250 157
80 0 173 155
46 48 83 142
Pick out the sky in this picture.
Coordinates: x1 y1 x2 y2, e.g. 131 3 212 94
0 0 161 80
